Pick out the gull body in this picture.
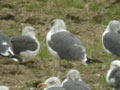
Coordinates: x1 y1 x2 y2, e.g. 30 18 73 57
11 26 40 62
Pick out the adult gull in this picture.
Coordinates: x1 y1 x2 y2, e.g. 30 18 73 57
61 69 91 90
102 20 120 56
106 60 120 90
38 77 66 90
46 18 102 65
11 26 40 62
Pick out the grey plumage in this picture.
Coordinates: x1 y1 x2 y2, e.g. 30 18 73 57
62 80 90 90
109 68 120 90
0 32 12 54
47 19 102 64
10 26 40 61
48 31 85 61
106 60 120 90
103 32 120 56
47 87 66 90
62 69 91 90
0 32 22 61
11 36 38 55
102 20 120 56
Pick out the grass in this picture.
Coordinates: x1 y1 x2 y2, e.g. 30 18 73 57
90 3 101 12
38 45 50 59
38 0 48 3
45 8 63 18
0 0 120 90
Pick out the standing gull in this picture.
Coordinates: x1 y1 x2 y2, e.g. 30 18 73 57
46 18 102 65
38 77 66 90
61 69 91 90
102 20 120 56
106 60 120 90
11 26 40 62
0 32 22 62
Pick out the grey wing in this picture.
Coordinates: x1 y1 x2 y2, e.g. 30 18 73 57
109 68 120 89
63 80 90 90
109 68 120 79
48 31 86 61
11 36 38 54
114 69 120 89
47 87 66 90
103 32 120 56
79 81 91 90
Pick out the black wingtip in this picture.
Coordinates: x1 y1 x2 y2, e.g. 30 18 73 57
0 53 23 62
8 51 23 62
86 57 103 64
11 55 23 62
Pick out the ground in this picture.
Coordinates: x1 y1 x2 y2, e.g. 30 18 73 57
0 0 120 90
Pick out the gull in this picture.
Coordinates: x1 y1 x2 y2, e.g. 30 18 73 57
106 60 120 90
102 20 120 56
38 77 66 90
46 18 102 65
62 69 91 90
11 26 40 62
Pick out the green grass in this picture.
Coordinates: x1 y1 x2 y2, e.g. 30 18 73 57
37 0 48 3
102 4 120 25
23 3 36 12
37 35 51 59
38 45 51 59
48 0 84 9
45 8 63 18
90 3 101 12
63 0 84 8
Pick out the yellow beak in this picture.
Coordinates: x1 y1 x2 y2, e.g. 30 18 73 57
37 83 47 88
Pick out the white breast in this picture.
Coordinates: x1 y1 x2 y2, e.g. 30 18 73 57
46 30 60 59
102 27 112 55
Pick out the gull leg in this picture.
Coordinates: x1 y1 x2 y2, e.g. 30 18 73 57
14 62 20 74
57 60 62 78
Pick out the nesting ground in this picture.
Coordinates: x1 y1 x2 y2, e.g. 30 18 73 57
0 0 120 90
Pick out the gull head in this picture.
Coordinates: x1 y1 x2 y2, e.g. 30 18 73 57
50 19 66 31
22 26 36 37
110 60 120 70
108 20 120 32
38 77 61 89
66 69 81 81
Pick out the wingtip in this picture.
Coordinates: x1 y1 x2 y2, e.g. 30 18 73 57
86 57 103 64
0 52 23 62
11 55 23 62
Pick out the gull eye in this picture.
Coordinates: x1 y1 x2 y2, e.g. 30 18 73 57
51 22 54 27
